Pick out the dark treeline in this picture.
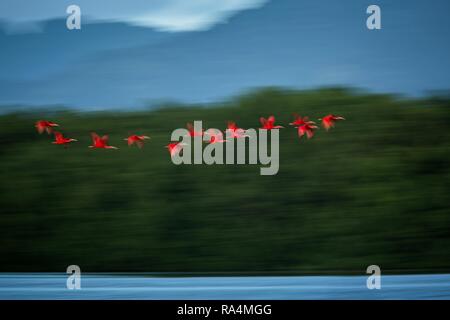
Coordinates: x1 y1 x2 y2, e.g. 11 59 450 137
1 87 449 273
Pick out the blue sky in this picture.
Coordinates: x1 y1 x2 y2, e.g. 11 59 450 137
0 0 268 31
0 0 449 109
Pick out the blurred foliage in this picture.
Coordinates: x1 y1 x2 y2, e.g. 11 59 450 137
0 87 449 273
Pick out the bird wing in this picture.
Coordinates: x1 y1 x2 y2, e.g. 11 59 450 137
127 136 135 146
54 131 64 142
227 121 237 130
322 119 333 130
91 132 100 142
36 123 45 134
91 132 105 146
306 126 315 139
298 125 306 137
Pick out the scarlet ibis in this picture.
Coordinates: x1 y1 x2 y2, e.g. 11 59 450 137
165 142 186 157
297 123 318 139
205 130 228 144
52 131 77 146
124 135 150 148
35 120 59 134
289 114 318 139
89 132 118 149
319 114 345 131
226 121 247 138
289 114 316 127
227 121 238 131
260 116 284 130
186 122 204 137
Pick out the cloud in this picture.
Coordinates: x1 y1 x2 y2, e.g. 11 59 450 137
0 0 268 32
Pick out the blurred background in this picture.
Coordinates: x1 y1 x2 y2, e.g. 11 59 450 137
0 0 449 274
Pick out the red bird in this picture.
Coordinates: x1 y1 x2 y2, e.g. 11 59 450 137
260 116 284 130
89 132 118 149
52 131 77 146
289 114 315 127
124 135 150 148
165 142 186 157
226 121 247 138
319 114 345 131
186 122 204 137
227 121 239 131
289 114 318 139
35 120 59 134
297 123 318 139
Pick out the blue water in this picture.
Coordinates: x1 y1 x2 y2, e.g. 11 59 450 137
1 274 449 300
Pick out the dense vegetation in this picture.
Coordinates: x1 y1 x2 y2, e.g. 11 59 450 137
1 87 449 274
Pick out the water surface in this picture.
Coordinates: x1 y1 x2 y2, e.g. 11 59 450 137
1 274 449 300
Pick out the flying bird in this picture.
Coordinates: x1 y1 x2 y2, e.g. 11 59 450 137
52 131 77 146
124 135 150 148
35 120 59 134
289 114 316 127
289 114 318 139
297 123 318 139
260 116 284 130
226 121 247 138
89 132 118 149
166 142 186 157
319 114 345 131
